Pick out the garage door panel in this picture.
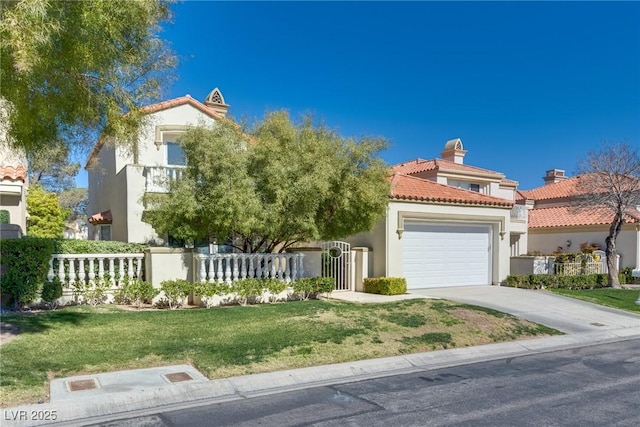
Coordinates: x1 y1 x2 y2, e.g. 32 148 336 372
402 223 491 289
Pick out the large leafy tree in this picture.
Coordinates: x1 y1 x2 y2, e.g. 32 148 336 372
575 141 640 288
145 111 391 252
0 0 175 153
28 141 79 193
26 185 69 238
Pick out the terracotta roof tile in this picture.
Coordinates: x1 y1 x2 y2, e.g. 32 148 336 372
88 209 112 225
520 175 593 201
0 165 26 182
139 95 224 120
391 174 513 207
391 158 505 178
528 205 640 228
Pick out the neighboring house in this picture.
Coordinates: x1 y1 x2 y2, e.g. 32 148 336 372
0 136 28 238
86 88 230 243
64 218 89 240
518 169 640 272
346 139 526 289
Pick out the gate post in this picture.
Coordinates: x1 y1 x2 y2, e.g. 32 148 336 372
352 247 371 292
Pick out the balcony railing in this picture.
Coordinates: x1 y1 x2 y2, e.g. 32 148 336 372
510 204 528 222
144 166 186 193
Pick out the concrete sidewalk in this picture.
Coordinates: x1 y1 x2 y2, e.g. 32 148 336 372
3 286 639 426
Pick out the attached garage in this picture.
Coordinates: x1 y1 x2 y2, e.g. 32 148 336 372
402 222 492 289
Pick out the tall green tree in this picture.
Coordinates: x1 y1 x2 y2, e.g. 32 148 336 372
0 0 175 153
144 111 391 252
28 141 79 193
26 185 69 238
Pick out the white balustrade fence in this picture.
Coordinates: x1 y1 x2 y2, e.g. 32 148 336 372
194 253 305 283
145 166 185 193
47 253 145 287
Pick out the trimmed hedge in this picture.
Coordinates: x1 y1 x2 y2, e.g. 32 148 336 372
503 273 622 290
52 239 147 254
292 277 334 300
363 277 407 295
0 238 55 307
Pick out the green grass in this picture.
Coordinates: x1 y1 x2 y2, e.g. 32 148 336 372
546 288 640 313
0 299 560 407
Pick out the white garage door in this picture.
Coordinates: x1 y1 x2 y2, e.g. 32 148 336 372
402 222 491 289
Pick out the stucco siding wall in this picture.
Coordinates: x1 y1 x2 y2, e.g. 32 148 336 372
0 191 25 233
344 219 386 278
134 105 219 167
124 165 158 243
528 225 638 269
385 201 512 284
87 145 118 239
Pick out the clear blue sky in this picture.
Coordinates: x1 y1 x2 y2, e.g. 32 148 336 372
79 1 640 191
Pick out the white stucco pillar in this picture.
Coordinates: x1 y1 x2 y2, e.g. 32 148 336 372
633 225 640 278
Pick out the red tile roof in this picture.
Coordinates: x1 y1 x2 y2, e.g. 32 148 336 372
391 158 505 178
0 165 26 182
139 95 224 120
390 174 513 207
528 205 640 228
88 209 112 225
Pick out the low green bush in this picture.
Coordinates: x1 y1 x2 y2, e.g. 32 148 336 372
232 278 265 305
0 237 55 307
40 280 63 310
292 277 334 300
73 280 110 306
503 274 611 290
363 277 407 295
159 279 193 309
114 279 159 308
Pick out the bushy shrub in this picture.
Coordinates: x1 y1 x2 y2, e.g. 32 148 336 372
502 274 610 290
160 279 193 309
0 237 55 307
40 280 63 310
292 277 334 300
363 277 407 295
193 281 232 307
114 279 159 308
73 280 110 306
231 278 265 305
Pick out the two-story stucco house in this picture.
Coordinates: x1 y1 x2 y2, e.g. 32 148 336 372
86 88 230 243
519 169 640 274
0 133 28 238
346 139 527 289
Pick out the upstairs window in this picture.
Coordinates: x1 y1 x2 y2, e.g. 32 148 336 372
167 141 186 166
469 183 480 192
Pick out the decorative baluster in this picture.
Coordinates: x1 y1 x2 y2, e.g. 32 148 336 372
47 257 55 282
224 255 232 283
291 255 298 281
256 255 262 279
97 257 105 286
118 258 125 285
108 257 115 286
88 258 96 286
215 256 223 283
269 255 278 279
248 256 255 278
136 256 143 279
69 258 77 285
57 257 66 286
240 256 247 279
232 255 240 281
78 258 86 285
284 255 291 282
127 257 134 280
206 256 214 282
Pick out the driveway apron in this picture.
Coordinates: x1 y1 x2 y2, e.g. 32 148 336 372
411 286 640 334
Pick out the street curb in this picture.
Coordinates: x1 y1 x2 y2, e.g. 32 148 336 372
3 328 639 427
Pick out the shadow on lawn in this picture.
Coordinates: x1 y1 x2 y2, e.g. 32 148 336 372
1 310 93 338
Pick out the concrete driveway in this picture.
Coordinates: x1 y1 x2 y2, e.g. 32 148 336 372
410 285 640 334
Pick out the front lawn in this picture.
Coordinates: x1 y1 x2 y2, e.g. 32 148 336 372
546 288 640 313
0 299 560 407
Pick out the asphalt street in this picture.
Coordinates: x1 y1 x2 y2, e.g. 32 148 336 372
92 338 640 427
